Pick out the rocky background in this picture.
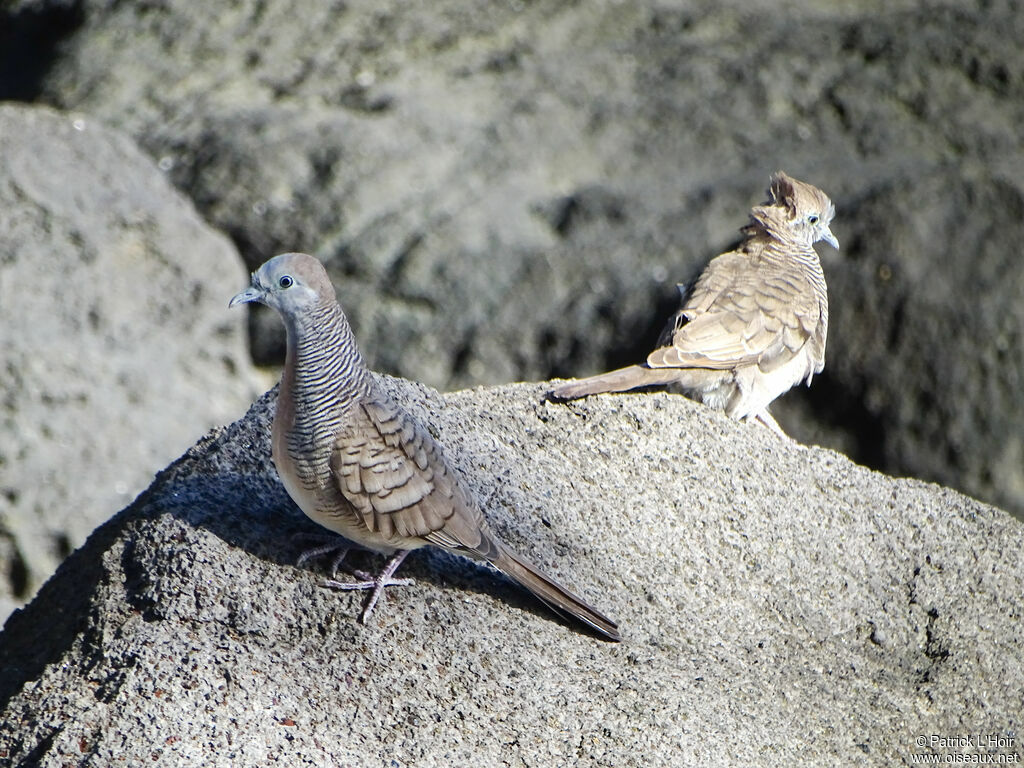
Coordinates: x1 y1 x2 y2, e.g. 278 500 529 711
1 1 1022 614
0 104 263 618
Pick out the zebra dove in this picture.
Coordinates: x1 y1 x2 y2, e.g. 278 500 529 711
230 253 620 641
550 171 838 438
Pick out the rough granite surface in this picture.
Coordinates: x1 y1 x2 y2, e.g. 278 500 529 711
0 378 1020 766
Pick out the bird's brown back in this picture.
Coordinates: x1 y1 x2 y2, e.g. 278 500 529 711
649 175 831 380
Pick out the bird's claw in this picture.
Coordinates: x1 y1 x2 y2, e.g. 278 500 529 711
322 550 412 623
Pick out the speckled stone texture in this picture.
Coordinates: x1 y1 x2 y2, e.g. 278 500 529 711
1 378 1020 766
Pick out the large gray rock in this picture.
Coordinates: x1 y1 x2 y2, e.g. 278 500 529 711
0 104 263 620
0 379 1020 766
3 2 1022 512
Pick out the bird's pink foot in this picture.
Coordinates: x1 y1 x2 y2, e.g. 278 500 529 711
323 550 414 623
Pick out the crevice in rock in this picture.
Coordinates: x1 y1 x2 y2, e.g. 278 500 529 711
0 0 85 102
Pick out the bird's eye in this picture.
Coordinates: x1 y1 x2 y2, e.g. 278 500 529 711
808 214 820 225
278 275 294 289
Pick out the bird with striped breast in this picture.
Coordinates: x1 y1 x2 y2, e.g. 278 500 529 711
230 252 620 641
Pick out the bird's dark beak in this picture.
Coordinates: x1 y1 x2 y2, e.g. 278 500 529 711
229 284 264 308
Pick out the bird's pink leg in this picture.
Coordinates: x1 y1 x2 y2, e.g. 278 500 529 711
292 532 355 578
754 410 792 440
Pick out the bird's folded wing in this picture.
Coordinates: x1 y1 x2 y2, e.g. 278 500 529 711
648 260 819 372
653 250 755 352
329 395 488 552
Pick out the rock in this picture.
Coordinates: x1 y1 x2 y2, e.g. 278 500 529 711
3 0 1021 516
0 104 263 620
0 379 1021 765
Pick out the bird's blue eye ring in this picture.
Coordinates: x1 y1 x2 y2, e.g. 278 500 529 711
279 275 294 289
808 214 819 225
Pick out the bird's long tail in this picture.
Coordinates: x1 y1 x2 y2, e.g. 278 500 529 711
549 364 682 401
490 543 621 641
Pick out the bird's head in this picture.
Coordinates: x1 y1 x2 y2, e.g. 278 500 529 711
763 171 839 250
229 252 337 317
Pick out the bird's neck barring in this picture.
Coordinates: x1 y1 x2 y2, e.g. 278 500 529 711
283 300 369 395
